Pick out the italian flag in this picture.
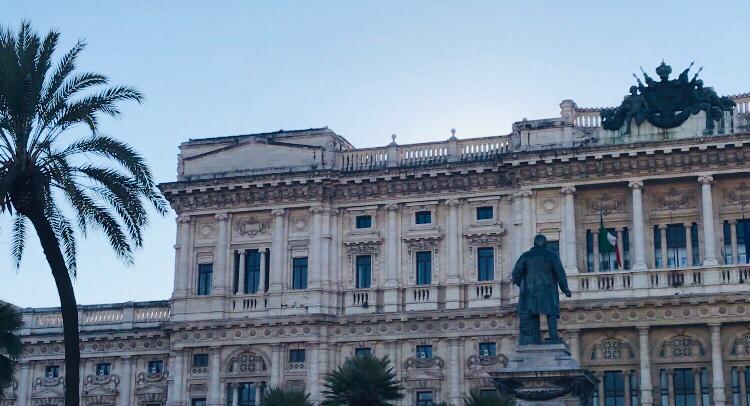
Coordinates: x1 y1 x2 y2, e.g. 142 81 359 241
598 212 622 268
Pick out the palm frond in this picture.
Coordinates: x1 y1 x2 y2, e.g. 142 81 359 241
0 303 23 397
10 214 26 268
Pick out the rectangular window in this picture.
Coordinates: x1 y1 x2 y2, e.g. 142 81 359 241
599 228 617 271
356 255 372 289
630 369 639 405
416 391 433 406
355 347 372 358
239 383 256 406
415 211 432 225
95 363 110 376
292 257 308 290
356 215 372 229
289 349 306 363
233 251 240 294
415 251 432 285
623 228 631 270
732 367 741 406
193 353 209 367
603 371 625 405
673 368 696 405
477 247 494 281
416 345 433 359
740 220 750 264
654 226 663 269
192 399 206 406
148 360 163 374
245 250 261 294
264 249 271 292
476 206 494 220
666 224 688 268
586 230 594 273
479 342 496 356
691 223 700 266
197 263 213 295
45 365 60 378
725 221 734 265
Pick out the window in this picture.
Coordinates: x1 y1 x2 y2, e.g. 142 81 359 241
148 360 163 374
292 257 308 290
731 366 750 406
193 354 209 367
603 371 625 406
476 206 493 220
415 251 432 285
479 342 496 356
191 398 206 406
672 368 696 406
477 247 494 281
245 250 261 294
238 383 257 406
45 365 59 378
416 391 433 406
725 220 750 265
416 345 433 359
355 255 372 289
95 363 110 376
197 263 213 295
629 369 639 405
415 211 432 225
355 347 372 358
289 349 306 363
356 215 372 229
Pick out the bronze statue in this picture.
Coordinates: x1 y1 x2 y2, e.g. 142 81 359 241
511 235 571 345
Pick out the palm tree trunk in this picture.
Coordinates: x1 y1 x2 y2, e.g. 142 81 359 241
27 209 80 406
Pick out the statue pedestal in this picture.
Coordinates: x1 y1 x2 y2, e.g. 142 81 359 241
489 343 598 406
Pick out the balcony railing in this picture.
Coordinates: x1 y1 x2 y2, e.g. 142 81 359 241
231 293 267 312
405 286 439 311
22 302 169 333
343 289 377 315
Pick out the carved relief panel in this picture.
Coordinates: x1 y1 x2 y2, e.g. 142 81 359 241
232 214 270 241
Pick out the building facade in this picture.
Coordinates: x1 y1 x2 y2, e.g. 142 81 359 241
7 66 750 406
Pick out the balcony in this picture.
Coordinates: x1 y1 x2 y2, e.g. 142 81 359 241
466 281 503 309
404 285 439 311
230 293 267 313
343 289 378 315
570 265 750 300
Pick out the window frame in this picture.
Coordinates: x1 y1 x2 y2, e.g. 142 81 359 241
416 345 433 359
192 353 209 368
414 210 432 225
354 347 372 358
95 362 111 376
148 360 164 374
196 263 213 296
415 251 432 285
476 206 494 221
479 342 496 356
415 391 434 406
45 365 60 378
291 257 308 290
355 255 372 289
289 349 306 363
355 215 373 229
477 247 495 281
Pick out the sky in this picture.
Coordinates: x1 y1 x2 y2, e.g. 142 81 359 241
2 0 749 308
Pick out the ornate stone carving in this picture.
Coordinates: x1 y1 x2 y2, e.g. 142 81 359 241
560 186 576 195
628 180 644 190
585 193 627 215
659 335 705 359
467 354 509 370
590 338 634 361
403 356 445 370
404 235 443 255
731 333 750 357
698 175 714 185
234 216 269 237
271 208 285 217
226 351 266 374
653 187 696 211
723 182 750 206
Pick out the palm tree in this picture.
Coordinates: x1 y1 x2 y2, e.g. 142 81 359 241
0 302 23 398
322 354 404 406
463 389 515 406
261 386 315 406
0 22 166 406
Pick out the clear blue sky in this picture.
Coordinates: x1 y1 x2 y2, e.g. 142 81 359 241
2 0 749 308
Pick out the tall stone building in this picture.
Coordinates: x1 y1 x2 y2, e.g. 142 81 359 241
7 64 750 406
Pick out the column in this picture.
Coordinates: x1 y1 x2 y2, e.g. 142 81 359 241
699 176 719 266
328 210 340 309
693 368 703 406
686 223 694 267
445 199 461 310
739 366 748 406
16 362 31 406
629 181 648 271
237 251 246 294
307 344 320 402
667 369 675 406
561 186 579 273
258 249 267 294
568 330 580 362
167 350 185 406
624 370 632 406
255 384 262 405
731 220 739 265
521 190 534 247
593 230 600 272
617 229 625 270
270 344 282 387
710 323 727 406
448 339 461 405
598 372 606 404
309 206 323 289
213 213 229 295
175 216 192 298
638 327 654 405
268 209 285 313
207 347 222 406
119 357 134 406
320 209 332 297
384 204 400 312
659 225 668 269
231 384 239 406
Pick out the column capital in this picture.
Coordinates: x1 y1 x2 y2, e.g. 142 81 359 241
514 189 534 198
566 329 581 337
637 325 650 335
692 366 703 374
214 213 229 222
445 199 461 207
708 322 722 330
385 203 400 211
628 180 645 190
728 219 738 225
121 355 135 364
560 186 577 195
177 215 192 224
271 208 285 217
309 205 324 214
698 175 714 185
658 224 668 230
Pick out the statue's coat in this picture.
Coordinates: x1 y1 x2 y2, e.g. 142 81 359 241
512 246 569 317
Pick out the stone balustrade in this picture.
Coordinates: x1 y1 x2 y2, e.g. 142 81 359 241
21 301 169 333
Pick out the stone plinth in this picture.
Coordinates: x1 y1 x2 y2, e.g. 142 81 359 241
489 344 598 406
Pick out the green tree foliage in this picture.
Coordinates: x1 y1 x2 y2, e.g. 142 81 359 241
322 354 404 406
0 303 23 398
0 21 166 405
260 386 314 406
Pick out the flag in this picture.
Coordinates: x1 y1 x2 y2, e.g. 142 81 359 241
598 211 622 268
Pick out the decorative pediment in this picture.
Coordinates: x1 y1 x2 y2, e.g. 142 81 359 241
464 229 505 247
402 368 445 382
135 392 167 406
226 351 268 376
136 371 168 386
585 193 628 215
83 374 120 402
343 238 382 258
731 333 750 357
659 334 706 359
403 356 445 370
653 187 696 211
403 234 443 255
32 377 64 402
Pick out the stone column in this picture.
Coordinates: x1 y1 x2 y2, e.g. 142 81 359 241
328 210 340 309
384 204 400 312
174 216 192 298
598 372 606 404
693 367 703 406
448 339 461 405
167 350 185 406
307 344 320 402
624 370 632 406
320 209 333 309
445 199 461 309
268 209 285 314
521 190 534 247
231 384 239 406
730 220 739 265
710 323 727 405
16 362 31 406
270 344 282 387
659 225 668 269
617 229 625 270
699 176 719 266
258 248 267 294
667 369 675 406
739 366 748 406
207 347 223 406
629 181 648 271
638 327 654 405
213 213 229 295
593 230 600 272
568 330 580 362
561 186 579 273
237 250 246 294
686 223 694 267
119 357 134 406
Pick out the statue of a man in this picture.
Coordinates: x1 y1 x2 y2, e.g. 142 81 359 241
512 235 572 345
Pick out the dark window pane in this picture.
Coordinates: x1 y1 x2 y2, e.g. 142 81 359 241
289 349 306 363
148 360 163 374
292 257 308 290
416 345 432 359
245 250 261 294
479 342 496 356
415 211 432 225
356 255 372 289
193 354 209 367
197 264 213 295
192 398 206 406
95 363 110 376
356 215 372 229
355 347 371 358
416 391 433 406
45 365 59 378
416 251 432 285
477 247 494 281
476 206 493 220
